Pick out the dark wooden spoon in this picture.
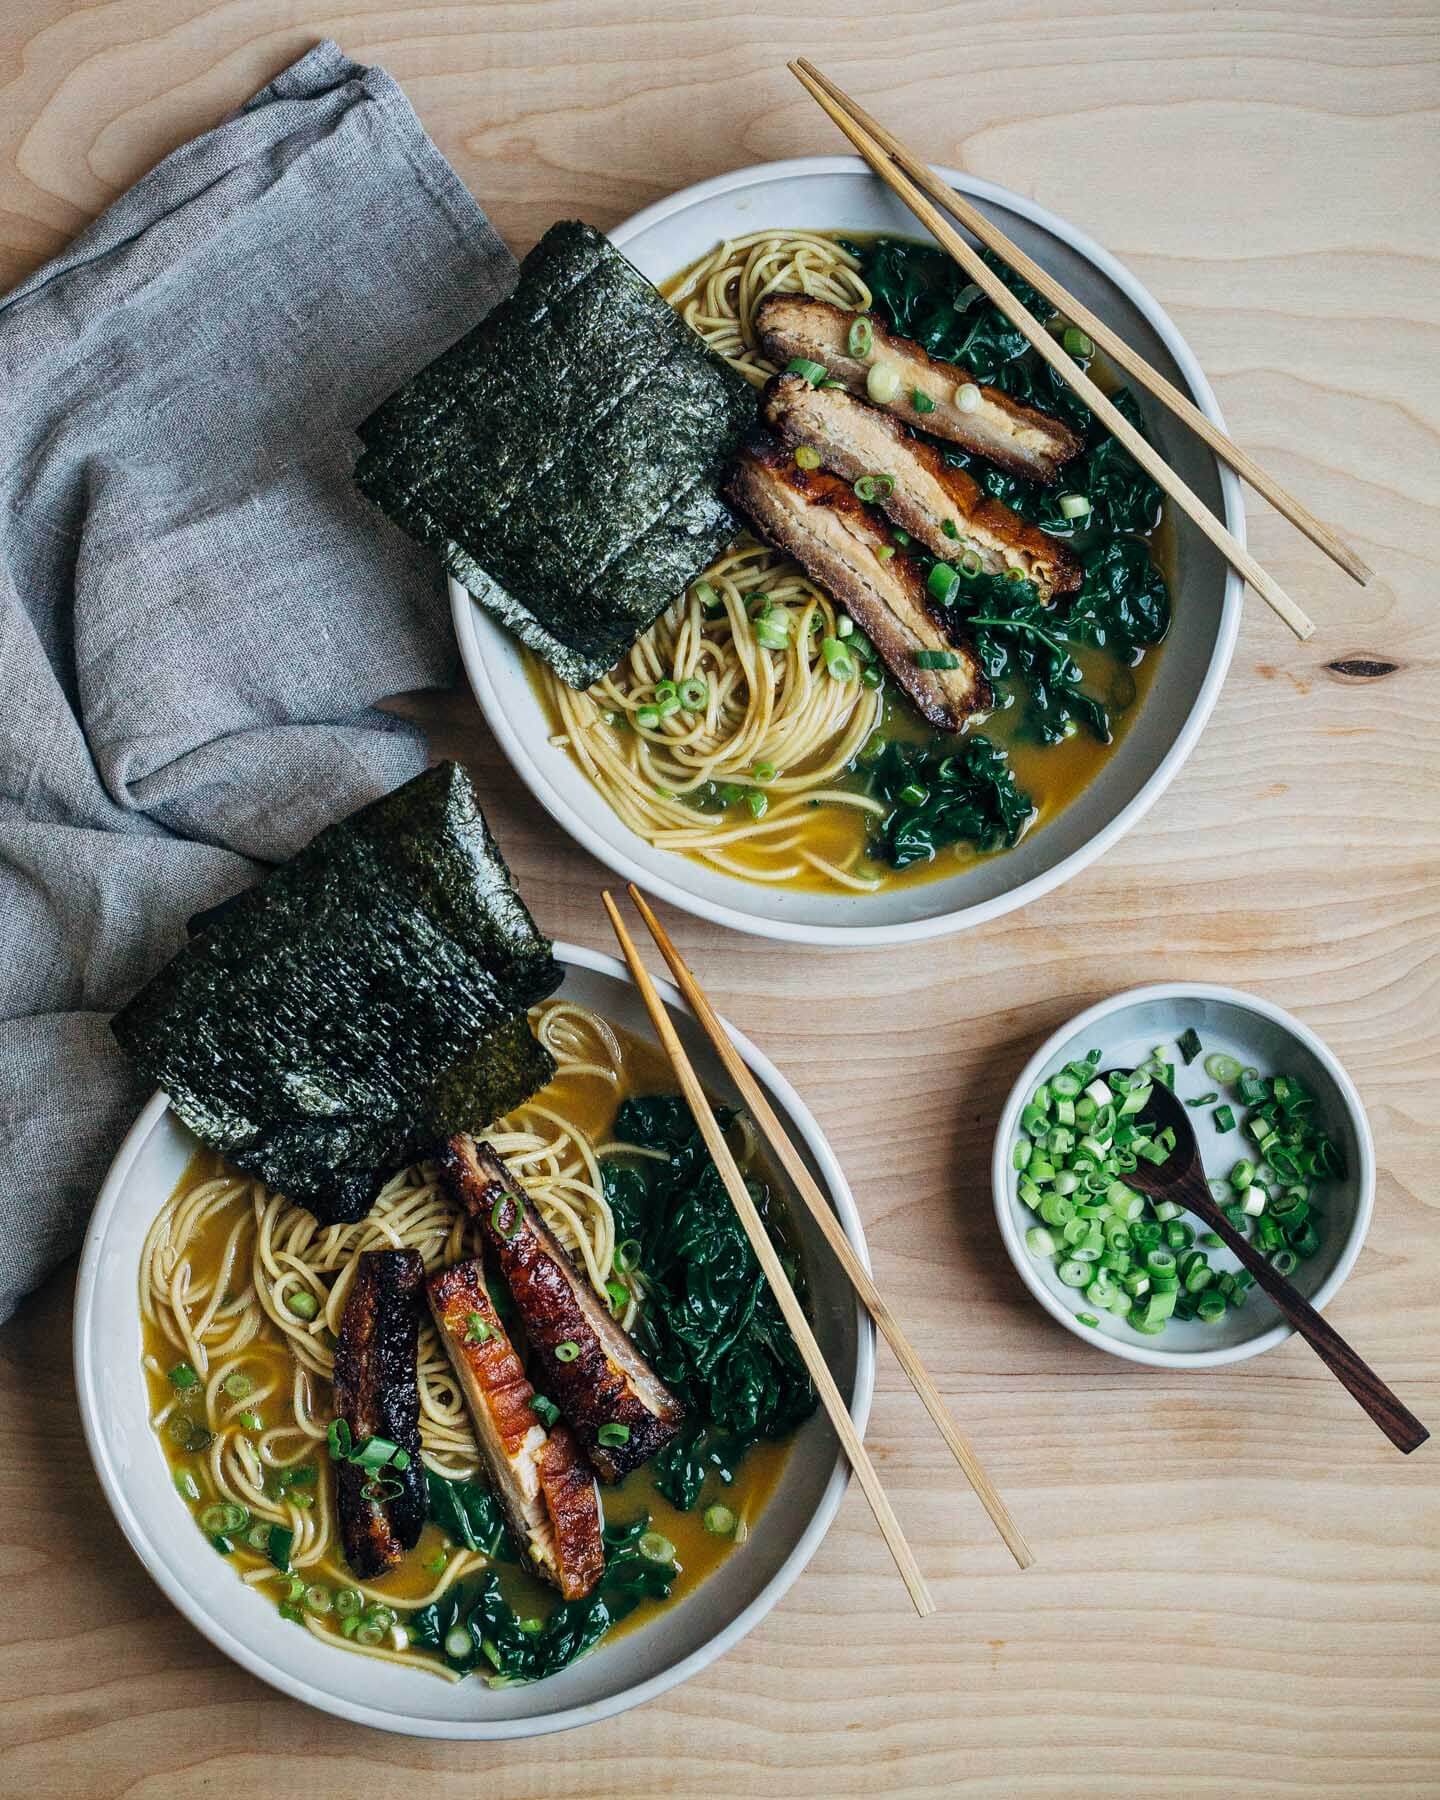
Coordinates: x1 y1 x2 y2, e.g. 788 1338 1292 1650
1110 1072 1428 1454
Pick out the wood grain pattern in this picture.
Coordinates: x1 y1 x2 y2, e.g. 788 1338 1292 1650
1 3 1437 1795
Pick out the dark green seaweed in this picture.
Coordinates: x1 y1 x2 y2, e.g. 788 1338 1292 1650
355 221 756 688
111 763 561 1222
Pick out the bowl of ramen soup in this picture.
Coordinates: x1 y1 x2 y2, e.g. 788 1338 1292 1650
451 158 1243 945
75 944 873 1738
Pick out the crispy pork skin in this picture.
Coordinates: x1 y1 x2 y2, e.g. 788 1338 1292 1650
725 439 990 731
332 1249 427 1580
438 1136 683 1483
756 294 1082 484
428 1259 604 1599
762 372 1080 598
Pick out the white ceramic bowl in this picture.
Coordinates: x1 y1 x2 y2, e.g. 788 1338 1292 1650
74 944 874 1738
451 157 1245 945
991 983 1374 1368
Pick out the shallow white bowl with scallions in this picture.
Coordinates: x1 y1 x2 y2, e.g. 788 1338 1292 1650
991 984 1375 1368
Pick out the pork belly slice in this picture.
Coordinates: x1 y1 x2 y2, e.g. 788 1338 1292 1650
427 1259 604 1599
756 294 1082 484
437 1136 684 1484
725 440 990 732
762 372 1081 599
333 1249 427 1581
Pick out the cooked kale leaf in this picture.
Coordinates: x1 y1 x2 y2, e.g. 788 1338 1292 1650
864 734 1034 870
600 1095 816 1510
851 236 1048 381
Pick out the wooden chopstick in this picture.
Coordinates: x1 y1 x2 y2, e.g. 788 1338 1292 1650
627 884 1035 1571
600 890 937 1618
795 60 1372 590
788 60 1317 643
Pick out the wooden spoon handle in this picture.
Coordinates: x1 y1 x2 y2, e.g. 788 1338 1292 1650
1180 1173 1428 1453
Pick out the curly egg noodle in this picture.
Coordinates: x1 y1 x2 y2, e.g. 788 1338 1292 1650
540 231 892 893
141 1001 766 1681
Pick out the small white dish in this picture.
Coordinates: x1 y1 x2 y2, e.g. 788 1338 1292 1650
451 156 1245 945
991 983 1375 1368
74 943 874 1738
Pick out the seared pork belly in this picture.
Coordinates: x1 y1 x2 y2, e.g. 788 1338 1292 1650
428 1258 604 1599
756 294 1082 484
332 1249 427 1580
725 439 990 732
762 373 1080 599
437 1136 683 1483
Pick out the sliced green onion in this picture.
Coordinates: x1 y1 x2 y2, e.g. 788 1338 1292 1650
926 563 960 606
554 1341 580 1363
304 1585 333 1616
1213 1104 1236 1132
860 664 883 688
635 704 662 730
897 782 928 808
1205 1052 1243 1084
679 676 709 711
615 1239 642 1274
876 544 895 561
866 362 901 403
785 357 828 385
911 388 935 414
693 579 722 613
746 791 768 819
335 1587 364 1617
222 1371 254 1400
238 1410 263 1431
1058 494 1091 521
638 1530 675 1564
822 636 857 681
753 760 777 783
836 613 855 639
174 1470 201 1502
703 1504 736 1537
1062 327 1093 357
955 382 981 413
168 1361 200 1390
596 1422 632 1448
914 649 960 670
530 1395 561 1428
1177 1027 1203 1064
491 1194 523 1239
792 444 822 471
892 527 911 547
752 608 791 651
465 1312 491 1344
605 1277 630 1310
200 1501 248 1535
847 316 874 357
444 1624 473 1660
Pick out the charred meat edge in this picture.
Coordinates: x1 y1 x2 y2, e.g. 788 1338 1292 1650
427 1259 604 1599
438 1135 684 1484
332 1248 427 1581
756 294 1082 484
726 439 990 732
762 372 1081 599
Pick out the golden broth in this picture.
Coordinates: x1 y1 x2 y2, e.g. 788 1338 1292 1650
142 1013 798 1677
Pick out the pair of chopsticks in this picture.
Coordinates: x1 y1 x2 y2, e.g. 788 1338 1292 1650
603 884 1033 1617
789 59 1375 643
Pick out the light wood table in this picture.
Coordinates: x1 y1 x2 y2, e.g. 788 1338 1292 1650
2 5 1436 1795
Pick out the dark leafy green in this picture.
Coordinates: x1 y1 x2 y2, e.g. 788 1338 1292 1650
600 1095 816 1508
863 735 1034 871
425 1469 515 1560
851 237 1047 381
408 1516 676 1684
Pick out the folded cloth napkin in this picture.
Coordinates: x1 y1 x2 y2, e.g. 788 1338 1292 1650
0 41 517 1321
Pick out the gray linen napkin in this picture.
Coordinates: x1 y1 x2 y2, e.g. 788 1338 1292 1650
0 41 517 1320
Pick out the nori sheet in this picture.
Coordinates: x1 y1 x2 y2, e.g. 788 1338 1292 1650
354 221 755 688
112 763 562 1223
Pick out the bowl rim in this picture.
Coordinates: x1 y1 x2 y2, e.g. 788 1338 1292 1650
72 940 876 1739
450 153 1246 947
989 981 1376 1368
